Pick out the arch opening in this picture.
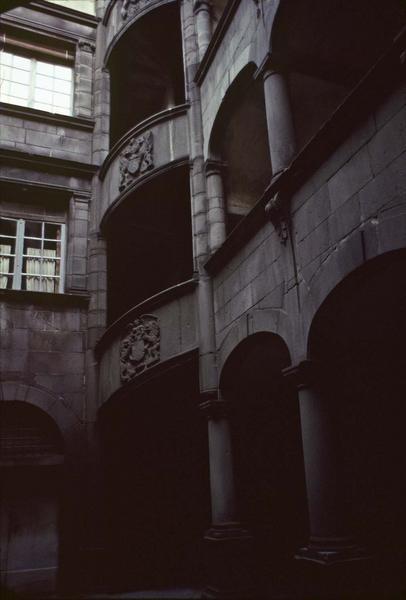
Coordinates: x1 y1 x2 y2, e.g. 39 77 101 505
108 3 185 147
307 250 406 585
97 358 210 591
0 402 64 596
271 0 405 150
220 333 307 589
105 167 193 323
209 65 272 234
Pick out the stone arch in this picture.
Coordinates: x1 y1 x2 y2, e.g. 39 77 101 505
207 61 272 233
105 0 185 146
0 381 80 443
218 331 307 585
217 308 292 376
304 247 406 557
302 207 406 346
270 0 405 150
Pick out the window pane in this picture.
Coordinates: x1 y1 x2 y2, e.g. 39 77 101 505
12 55 31 71
0 65 12 80
11 68 30 85
34 88 53 104
53 106 71 116
0 218 17 237
53 92 71 108
23 239 41 255
36 61 55 76
44 223 61 240
56 79 71 95
0 238 16 255
24 221 43 238
8 82 29 99
36 74 54 91
54 65 71 81
32 102 52 113
0 52 13 66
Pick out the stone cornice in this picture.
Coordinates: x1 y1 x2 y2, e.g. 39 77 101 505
0 103 95 131
22 0 99 27
204 26 406 275
0 148 98 178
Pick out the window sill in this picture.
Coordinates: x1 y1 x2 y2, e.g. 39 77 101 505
0 288 90 307
0 102 95 131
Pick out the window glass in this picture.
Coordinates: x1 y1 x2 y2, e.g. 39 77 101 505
0 217 65 293
0 52 73 116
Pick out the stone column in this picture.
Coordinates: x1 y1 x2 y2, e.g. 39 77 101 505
284 361 366 565
257 55 296 176
200 393 252 597
193 0 212 62
205 160 226 254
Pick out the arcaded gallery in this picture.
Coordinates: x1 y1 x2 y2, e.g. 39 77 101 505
0 0 406 598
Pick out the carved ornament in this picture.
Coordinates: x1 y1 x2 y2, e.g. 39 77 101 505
121 0 151 20
119 131 153 192
120 315 160 382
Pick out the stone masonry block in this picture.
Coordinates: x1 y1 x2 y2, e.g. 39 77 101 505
1 124 26 143
368 105 406 175
328 147 373 212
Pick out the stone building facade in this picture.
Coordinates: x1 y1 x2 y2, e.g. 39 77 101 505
0 0 405 598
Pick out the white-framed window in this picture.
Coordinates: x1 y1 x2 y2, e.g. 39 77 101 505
0 216 66 293
0 50 73 116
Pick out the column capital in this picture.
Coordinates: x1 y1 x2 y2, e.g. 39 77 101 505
254 52 284 81
282 359 319 389
204 159 227 176
199 390 230 419
193 0 212 15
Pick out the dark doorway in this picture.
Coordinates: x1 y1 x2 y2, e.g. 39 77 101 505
98 357 210 591
220 333 307 590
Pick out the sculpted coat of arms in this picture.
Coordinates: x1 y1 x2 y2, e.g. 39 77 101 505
121 0 150 20
119 131 153 192
120 315 160 382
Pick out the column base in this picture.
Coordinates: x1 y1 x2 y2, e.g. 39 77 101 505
203 523 254 599
296 536 370 566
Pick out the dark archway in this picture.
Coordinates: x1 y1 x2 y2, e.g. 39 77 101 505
108 2 185 146
308 250 406 592
271 0 405 149
209 65 271 234
0 402 64 595
105 167 193 324
97 356 210 592
220 333 307 591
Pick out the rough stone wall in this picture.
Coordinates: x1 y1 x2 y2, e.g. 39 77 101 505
0 300 86 427
0 114 93 163
213 81 406 365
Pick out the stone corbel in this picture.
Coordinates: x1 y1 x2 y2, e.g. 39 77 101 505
265 190 290 245
78 40 96 53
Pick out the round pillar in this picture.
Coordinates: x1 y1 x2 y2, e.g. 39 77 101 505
284 361 366 565
194 0 212 62
259 57 296 176
200 392 253 597
205 160 227 254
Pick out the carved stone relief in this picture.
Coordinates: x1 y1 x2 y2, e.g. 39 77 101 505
119 131 153 192
120 315 160 382
121 0 151 20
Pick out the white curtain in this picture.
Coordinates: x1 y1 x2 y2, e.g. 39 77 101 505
0 244 11 289
26 248 57 293
43 248 56 293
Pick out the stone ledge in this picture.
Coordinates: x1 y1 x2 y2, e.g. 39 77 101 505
0 103 95 132
0 289 90 308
